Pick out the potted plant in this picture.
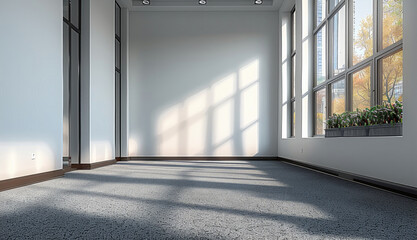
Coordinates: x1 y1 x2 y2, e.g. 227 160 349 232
325 114 344 137
368 102 403 136
325 101 403 138
341 111 369 137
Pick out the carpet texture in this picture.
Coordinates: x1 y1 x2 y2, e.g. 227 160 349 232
1 160 416 239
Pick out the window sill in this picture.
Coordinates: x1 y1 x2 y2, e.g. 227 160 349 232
325 124 403 138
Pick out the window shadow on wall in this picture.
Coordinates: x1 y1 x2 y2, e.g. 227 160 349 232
154 59 260 156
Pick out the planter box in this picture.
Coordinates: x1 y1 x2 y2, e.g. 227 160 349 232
343 126 369 137
325 128 343 138
369 123 402 136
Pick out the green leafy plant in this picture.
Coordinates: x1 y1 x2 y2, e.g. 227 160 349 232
326 101 403 129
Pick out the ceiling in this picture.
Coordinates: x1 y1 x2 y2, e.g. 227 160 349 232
117 0 284 11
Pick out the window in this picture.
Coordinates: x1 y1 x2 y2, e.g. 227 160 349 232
315 88 327 135
352 65 371 111
63 0 81 163
315 26 326 86
312 0 403 135
316 0 326 27
290 7 296 137
291 101 296 137
329 0 341 11
330 79 345 114
330 5 345 76
115 3 121 74
292 9 296 53
351 0 373 66
115 2 122 157
380 50 403 104
382 0 403 49
292 55 296 98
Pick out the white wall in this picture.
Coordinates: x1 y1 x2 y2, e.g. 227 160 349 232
128 11 279 157
89 0 116 163
80 0 116 164
278 0 417 188
0 0 63 180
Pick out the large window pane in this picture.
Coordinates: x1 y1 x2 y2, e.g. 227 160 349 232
381 50 403 104
116 40 121 70
63 23 70 157
329 0 341 11
63 0 69 20
116 3 121 37
115 72 121 156
292 10 296 52
69 29 80 163
291 101 296 137
352 0 373 66
70 0 80 29
382 0 403 49
315 88 326 135
331 79 345 114
291 55 296 98
352 66 371 111
71 30 80 88
315 26 326 86
331 5 346 76
316 0 326 27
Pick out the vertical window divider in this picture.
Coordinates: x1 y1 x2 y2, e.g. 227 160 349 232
372 0 378 107
115 1 122 157
325 9 330 119
290 6 296 138
344 1 349 112
63 0 81 164
347 0 353 69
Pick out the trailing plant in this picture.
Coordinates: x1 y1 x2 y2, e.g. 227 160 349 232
326 101 403 129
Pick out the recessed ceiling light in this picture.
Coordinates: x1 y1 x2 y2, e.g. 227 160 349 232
254 0 263 5
199 0 207 5
142 0 150 5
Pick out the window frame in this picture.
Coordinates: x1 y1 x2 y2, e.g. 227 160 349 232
312 0 403 136
329 4 346 77
63 0 82 164
290 6 296 138
314 86 327 136
115 1 122 157
349 62 373 112
377 47 404 105
328 76 346 115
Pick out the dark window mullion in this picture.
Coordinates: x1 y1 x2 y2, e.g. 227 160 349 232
115 1 122 157
290 6 296 138
63 19 81 34
63 0 82 164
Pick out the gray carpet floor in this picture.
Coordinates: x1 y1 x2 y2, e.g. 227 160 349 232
1 160 416 239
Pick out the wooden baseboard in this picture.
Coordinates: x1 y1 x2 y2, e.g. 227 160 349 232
72 159 117 170
123 156 279 161
0 170 64 192
279 157 417 200
116 157 129 161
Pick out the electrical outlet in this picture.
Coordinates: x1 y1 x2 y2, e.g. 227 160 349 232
31 153 36 160
300 148 303 153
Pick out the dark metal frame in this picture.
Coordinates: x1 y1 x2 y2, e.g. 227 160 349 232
115 1 122 158
312 0 403 136
63 0 82 164
290 6 296 138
